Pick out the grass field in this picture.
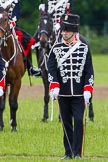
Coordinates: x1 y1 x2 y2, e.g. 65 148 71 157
93 54 108 85
0 54 108 162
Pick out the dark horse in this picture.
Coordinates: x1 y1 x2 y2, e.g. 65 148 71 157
33 12 55 121
0 7 26 131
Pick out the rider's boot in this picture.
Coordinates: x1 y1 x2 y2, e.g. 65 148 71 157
26 57 41 77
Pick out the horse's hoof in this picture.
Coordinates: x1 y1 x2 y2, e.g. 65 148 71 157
0 126 3 131
11 127 17 132
41 118 48 122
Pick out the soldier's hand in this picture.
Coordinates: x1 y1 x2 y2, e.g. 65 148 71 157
54 23 60 31
49 88 60 100
0 87 4 97
84 91 91 105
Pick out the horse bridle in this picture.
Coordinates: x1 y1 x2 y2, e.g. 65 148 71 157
39 28 54 49
40 30 49 36
0 22 19 70
0 13 10 46
0 26 8 46
38 28 55 71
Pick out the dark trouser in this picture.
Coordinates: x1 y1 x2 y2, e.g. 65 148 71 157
58 96 84 157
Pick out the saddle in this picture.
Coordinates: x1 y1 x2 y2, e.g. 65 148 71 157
15 27 36 56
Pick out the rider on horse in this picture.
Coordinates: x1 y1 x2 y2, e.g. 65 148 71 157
0 0 41 77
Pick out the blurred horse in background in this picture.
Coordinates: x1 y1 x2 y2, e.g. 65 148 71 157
0 7 26 131
33 12 55 121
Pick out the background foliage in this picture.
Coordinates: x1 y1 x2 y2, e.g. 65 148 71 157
19 0 108 35
73 0 108 35
18 0 108 54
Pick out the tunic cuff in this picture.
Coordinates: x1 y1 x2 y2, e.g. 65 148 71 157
49 82 60 90
84 85 93 93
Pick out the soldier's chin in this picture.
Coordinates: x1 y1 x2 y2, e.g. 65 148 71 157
63 37 68 41
63 34 74 42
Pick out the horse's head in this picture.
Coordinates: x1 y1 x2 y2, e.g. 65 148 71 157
0 7 10 45
38 13 55 49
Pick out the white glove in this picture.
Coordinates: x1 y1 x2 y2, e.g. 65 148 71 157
50 88 60 100
54 23 60 31
39 4 45 11
0 87 4 97
83 91 91 105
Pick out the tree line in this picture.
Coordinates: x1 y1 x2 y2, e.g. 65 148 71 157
18 0 108 36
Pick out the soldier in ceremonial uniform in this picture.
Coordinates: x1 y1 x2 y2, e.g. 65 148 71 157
11 0 41 77
47 13 94 159
0 0 41 77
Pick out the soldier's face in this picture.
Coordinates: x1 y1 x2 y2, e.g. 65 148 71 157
61 30 74 42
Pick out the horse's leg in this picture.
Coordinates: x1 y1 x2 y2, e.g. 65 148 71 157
9 79 21 131
41 70 49 122
0 92 6 131
35 48 49 121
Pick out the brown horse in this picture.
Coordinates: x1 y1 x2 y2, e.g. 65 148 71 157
0 7 26 131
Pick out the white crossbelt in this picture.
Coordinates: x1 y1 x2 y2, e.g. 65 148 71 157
0 0 18 9
48 0 67 14
58 41 81 67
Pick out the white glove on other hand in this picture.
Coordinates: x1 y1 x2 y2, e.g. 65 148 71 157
50 88 60 100
84 91 91 105
39 4 45 11
54 23 60 31
0 87 4 97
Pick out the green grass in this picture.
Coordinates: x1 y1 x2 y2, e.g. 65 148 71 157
93 54 108 85
0 54 108 162
22 71 42 85
0 99 108 162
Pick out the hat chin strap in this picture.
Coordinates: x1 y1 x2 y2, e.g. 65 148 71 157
64 33 77 45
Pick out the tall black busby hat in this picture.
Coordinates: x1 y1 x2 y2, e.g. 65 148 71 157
61 13 80 32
